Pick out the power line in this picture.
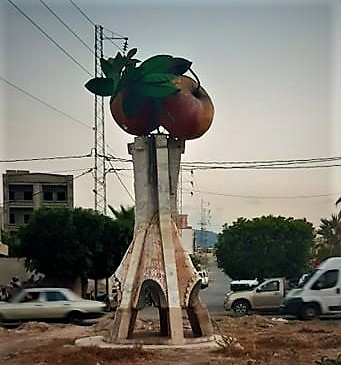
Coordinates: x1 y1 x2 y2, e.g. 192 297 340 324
74 168 93 180
182 156 341 170
183 156 341 165
183 164 341 170
67 0 95 26
39 0 94 55
102 27 128 54
7 0 92 77
182 162 341 170
0 152 92 163
66 0 128 53
102 26 127 41
0 77 92 130
184 164 341 170
44 167 93 174
99 153 131 163
188 189 341 200
106 160 134 203
106 155 341 167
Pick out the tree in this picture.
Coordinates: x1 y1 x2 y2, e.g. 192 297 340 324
0 229 18 256
189 254 202 271
315 211 341 260
108 204 134 256
16 207 130 290
216 215 314 280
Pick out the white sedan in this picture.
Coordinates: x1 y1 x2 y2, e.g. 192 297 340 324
0 287 106 325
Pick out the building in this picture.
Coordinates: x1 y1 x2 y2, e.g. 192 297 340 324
2 170 74 233
0 242 8 256
174 213 195 255
0 205 9 256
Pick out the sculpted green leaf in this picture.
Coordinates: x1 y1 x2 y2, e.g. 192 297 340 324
139 55 173 75
135 81 179 98
142 73 175 84
85 77 115 96
100 58 115 78
168 57 192 75
126 48 138 59
108 52 125 74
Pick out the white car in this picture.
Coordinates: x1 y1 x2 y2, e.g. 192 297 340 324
198 270 209 288
0 287 106 325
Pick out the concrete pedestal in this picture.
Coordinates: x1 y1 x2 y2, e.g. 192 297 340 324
110 135 213 345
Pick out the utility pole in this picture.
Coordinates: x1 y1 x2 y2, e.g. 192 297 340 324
94 25 106 214
93 25 128 297
93 25 128 215
198 199 211 249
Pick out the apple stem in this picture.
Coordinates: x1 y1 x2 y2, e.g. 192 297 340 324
189 68 201 93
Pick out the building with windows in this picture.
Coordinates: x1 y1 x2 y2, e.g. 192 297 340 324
2 170 74 233
174 213 195 255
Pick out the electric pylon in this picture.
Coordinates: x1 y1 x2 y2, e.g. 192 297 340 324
94 24 106 214
93 25 128 214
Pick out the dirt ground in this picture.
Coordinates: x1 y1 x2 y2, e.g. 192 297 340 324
0 313 340 365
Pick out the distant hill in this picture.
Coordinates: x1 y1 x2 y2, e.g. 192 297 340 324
194 229 218 248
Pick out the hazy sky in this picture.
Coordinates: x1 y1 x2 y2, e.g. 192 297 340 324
1 0 340 232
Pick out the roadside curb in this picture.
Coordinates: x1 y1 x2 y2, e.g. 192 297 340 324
75 334 221 350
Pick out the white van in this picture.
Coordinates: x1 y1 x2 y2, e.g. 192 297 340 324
281 257 341 320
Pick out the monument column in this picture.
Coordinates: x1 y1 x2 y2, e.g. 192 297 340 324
111 134 213 345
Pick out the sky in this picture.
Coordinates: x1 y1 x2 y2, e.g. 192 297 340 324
1 0 340 233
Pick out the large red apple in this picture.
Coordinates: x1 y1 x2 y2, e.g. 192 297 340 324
110 92 158 135
160 75 214 140
85 49 214 139
109 76 214 140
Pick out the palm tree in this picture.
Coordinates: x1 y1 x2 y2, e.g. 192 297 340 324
108 205 135 251
316 211 341 260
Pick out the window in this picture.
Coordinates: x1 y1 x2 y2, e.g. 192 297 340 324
259 280 279 292
21 292 40 302
9 191 15 201
42 185 68 202
45 291 67 301
43 191 53 201
8 184 33 201
24 214 31 223
312 270 339 290
9 213 16 224
57 191 66 201
24 191 33 200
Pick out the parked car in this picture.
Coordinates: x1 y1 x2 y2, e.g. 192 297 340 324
198 270 209 289
224 277 286 315
0 287 106 325
280 256 341 320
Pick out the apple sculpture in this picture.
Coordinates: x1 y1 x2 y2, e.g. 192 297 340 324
85 48 214 140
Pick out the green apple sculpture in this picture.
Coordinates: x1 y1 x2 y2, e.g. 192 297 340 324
85 48 214 140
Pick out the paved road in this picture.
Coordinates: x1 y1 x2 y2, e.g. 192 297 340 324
199 258 231 315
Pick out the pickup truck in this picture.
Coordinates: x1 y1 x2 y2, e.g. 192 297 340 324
224 277 286 315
